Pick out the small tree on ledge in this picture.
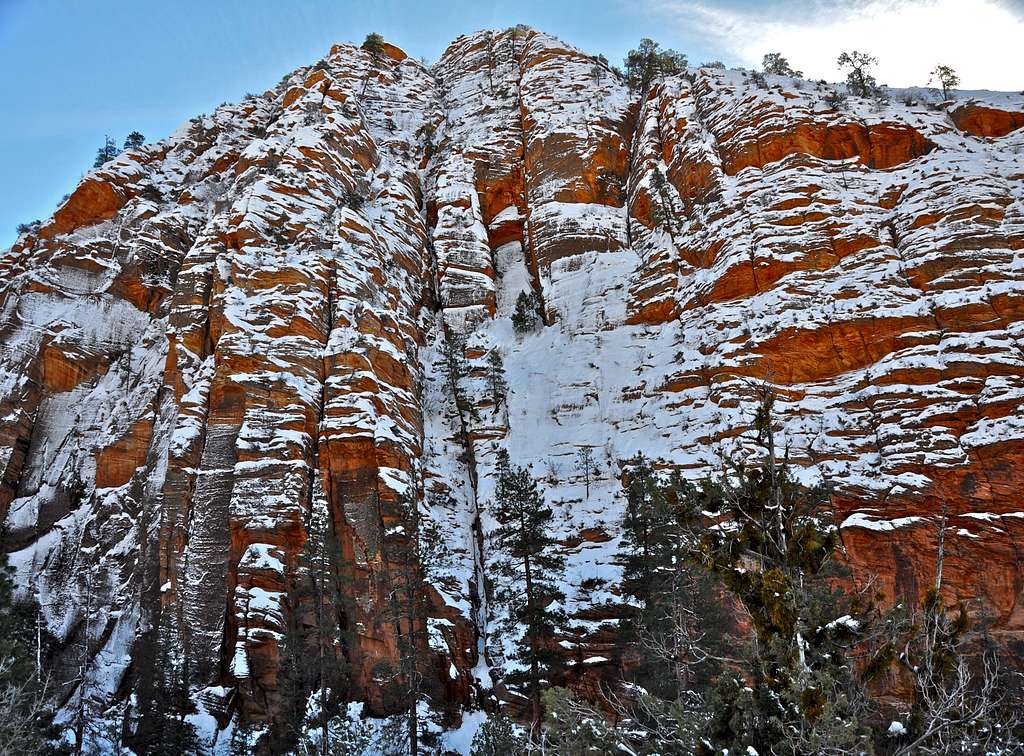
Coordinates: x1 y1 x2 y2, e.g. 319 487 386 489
512 290 541 334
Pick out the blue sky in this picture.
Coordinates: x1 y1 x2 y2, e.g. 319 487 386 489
1 0 1021 249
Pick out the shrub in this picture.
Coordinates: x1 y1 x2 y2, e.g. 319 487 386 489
341 190 364 210
824 88 848 110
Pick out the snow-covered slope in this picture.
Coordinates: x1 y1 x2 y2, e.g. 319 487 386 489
2 27 1023 749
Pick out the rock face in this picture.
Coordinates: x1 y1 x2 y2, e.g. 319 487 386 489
2 28 1024 749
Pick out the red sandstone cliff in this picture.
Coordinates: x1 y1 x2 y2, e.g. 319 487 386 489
2 28 1023 750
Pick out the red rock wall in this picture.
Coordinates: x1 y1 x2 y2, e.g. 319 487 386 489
2 29 1023 743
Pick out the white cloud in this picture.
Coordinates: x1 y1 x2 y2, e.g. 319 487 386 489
650 0 1023 91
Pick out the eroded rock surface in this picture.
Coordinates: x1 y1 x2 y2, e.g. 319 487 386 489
3 29 1024 746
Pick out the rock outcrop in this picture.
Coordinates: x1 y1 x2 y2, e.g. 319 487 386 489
2 28 1023 750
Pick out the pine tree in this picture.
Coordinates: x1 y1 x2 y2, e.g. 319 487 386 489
286 479 350 755
440 332 479 423
0 534 61 754
574 447 596 500
362 33 386 66
485 349 508 415
489 449 567 729
624 38 687 94
650 167 676 236
618 456 728 700
148 603 202 756
227 712 257 756
696 390 880 755
123 131 145 150
929 64 959 101
93 135 118 168
511 290 540 334
383 493 449 755
470 713 526 755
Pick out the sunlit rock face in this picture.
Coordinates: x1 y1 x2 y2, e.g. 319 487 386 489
2 26 1023 743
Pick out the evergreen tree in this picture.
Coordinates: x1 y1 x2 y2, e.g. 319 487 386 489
227 712 257 756
440 332 479 423
0 534 61 754
485 349 508 415
649 167 676 236
123 131 145 150
148 602 202 756
383 492 449 755
624 38 687 94
618 456 728 701
470 713 527 755
695 391 882 755
837 50 879 97
93 135 118 168
574 447 596 500
511 290 540 334
489 450 567 729
762 52 802 78
279 479 350 755
929 64 959 101
362 33 386 66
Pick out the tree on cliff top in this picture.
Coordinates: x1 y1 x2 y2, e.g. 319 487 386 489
93 136 118 168
624 38 687 94
929 64 959 101
362 33 386 65
489 450 567 731
762 52 802 78
837 50 879 97
123 131 145 151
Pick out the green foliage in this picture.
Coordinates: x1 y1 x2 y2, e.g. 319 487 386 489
276 483 353 751
415 121 437 158
147 604 202 755
574 447 596 500
490 449 567 726
624 38 688 93
383 493 451 754
650 168 676 235
362 32 386 64
486 348 509 415
341 189 364 210
929 64 959 100
123 131 145 150
824 88 849 110
512 290 541 334
0 536 62 754
762 52 802 78
695 391 877 755
617 455 730 700
470 713 526 755
701 60 725 70
538 687 623 754
93 135 119 168
837 50 879 97
440 332 479 423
